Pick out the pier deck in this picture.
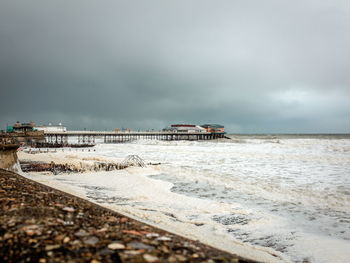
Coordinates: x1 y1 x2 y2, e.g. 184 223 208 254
44 131 224 144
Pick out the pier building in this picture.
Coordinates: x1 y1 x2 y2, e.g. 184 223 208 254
201 124 225 133
35 123 67 132
164 124 206 133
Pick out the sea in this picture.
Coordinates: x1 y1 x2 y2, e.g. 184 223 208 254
24 135 350 263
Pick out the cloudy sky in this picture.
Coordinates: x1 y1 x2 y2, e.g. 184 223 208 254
1 0 350 133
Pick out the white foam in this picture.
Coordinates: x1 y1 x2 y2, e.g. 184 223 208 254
24 168 289 263
21 137 350 263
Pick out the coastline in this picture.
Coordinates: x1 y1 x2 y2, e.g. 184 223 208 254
13 150 290 263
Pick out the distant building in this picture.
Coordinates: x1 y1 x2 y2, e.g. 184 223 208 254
35 123 66 132
5 121 45 146
12 121 36 133
163 124 206 133
114 128 131 132
201 124 225 133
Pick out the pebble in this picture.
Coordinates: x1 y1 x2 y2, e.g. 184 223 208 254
22 225 42 236
119 217 129 223
127 241 154 250
174 254 187 262
74 229 89 237
124 250 141 255
4 233 13 239
45 244 60 251
156 236 172 241
107 216 118 223
107 243 125 250
146 233 160 238
62 206 75 212
98 248 114 255
71 240 82 246
83 236 99 245
143 254 160 263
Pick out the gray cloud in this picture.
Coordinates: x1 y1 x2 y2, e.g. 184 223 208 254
1 0 350 133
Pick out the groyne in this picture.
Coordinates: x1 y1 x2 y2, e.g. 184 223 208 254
18 154 155 174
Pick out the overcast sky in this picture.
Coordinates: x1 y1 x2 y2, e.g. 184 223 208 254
1 0 350 133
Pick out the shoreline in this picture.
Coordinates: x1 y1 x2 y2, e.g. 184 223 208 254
14 150 290 263
0 168 257 263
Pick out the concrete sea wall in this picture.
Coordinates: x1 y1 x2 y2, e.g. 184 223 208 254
0 145 21 172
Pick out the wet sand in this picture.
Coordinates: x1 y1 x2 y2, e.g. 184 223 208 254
0 169 255 263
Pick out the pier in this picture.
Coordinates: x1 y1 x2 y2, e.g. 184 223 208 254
44 131 224 144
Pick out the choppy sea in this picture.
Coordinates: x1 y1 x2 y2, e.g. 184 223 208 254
25 135 350 263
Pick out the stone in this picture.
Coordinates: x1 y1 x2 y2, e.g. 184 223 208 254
119 217 129 223
146 233 160 238
22 225 42 236
156 236 172 241
54 234 65 241
143 254 160 263
45 244 60 251
175 255 187 262
71 240 82 246
74 229 89 237
124 250 141 255
107 243 125 250
127 241 154 250
107 216 118 222
83 236 99 245
98 248 114 256
62 206 75 212
4 233 13 239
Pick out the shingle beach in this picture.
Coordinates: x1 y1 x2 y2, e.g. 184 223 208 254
0 169 255 263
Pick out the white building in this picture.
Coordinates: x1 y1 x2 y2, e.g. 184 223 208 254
35 123 67 132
